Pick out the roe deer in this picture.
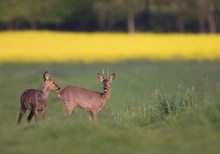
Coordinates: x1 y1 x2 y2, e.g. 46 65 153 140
58 70 116 120
17 71 60 125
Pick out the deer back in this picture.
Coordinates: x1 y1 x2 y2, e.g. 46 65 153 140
59 86 104 109
21 89 47 111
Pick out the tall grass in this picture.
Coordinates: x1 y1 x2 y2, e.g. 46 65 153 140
114 82 211 127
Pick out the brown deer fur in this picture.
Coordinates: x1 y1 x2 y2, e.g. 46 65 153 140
17 71 60 125
58 72 115 120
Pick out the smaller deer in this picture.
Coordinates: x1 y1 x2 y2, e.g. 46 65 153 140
17 71 60 125
58 70 116 120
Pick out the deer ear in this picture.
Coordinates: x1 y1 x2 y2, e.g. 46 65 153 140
110 73 116 81
43 71 49 81
97 73 104 81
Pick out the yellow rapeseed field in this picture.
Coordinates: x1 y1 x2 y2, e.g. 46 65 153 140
0 31 220 63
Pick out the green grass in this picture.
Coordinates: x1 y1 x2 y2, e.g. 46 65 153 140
0 61 220 154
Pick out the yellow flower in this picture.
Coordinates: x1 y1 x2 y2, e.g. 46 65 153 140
0 31 220 63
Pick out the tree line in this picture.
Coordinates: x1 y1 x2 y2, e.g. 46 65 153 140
0 0 220 33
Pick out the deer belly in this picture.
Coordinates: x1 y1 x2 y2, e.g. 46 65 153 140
79 101 104 112
78 101 91 110
37 104 47 111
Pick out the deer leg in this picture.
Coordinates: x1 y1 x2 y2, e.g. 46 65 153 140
27 110 34 124
17 107 27 125
42 108 46 120
63 103 75 118
63 102 68 118
63 110 68 118
63 105 68 118
34 109 38 123
89 110 97 120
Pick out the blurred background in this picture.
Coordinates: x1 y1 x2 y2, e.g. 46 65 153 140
1 1 220 154
0 0 220 33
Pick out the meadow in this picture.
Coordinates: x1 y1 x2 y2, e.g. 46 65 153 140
0 61 220 154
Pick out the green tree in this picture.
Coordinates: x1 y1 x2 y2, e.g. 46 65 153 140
94 0 146 33
0 0 22 29
154 0 220 33
153 0 196 33
18 0 67 29
0 0 67 30
62 0 97 30
196 0 219 33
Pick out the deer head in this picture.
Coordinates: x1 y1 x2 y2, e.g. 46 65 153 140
43 71 60 92
97 69 115 92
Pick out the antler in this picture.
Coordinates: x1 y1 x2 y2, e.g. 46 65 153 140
102 68 111 78
102 68 105 75
107 69 109 77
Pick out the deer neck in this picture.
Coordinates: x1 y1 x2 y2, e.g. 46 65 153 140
42 86 51 101
102 87 111 102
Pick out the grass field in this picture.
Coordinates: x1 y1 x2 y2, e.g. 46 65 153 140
0 61 220 154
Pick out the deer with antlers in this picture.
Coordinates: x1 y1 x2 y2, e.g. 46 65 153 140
58 70 116 120
17 71 60 125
